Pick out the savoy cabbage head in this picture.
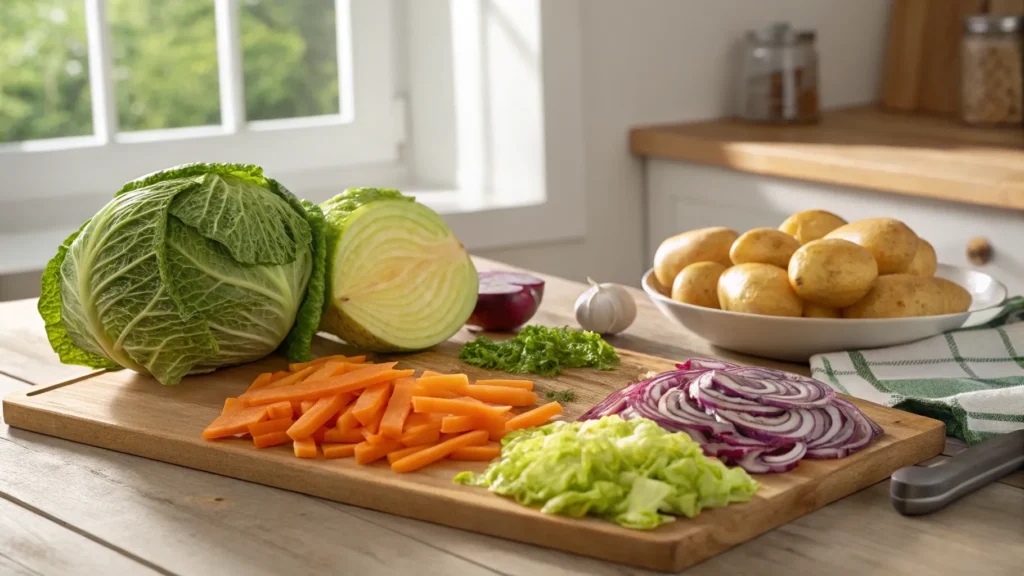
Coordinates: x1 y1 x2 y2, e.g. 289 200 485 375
39 163 326 385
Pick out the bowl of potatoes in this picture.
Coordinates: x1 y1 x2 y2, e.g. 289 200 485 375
643 210 1007 362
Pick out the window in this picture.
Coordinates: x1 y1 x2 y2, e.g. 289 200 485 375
0 0 396 203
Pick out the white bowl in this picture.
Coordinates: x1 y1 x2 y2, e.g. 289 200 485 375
642 264 1008 362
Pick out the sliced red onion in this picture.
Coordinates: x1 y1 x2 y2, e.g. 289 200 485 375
691 373 786 416
711 367 835 408
734 443 806 474
676 358 740 371
703 442 764 460
713 408 820 445
807 405 843 448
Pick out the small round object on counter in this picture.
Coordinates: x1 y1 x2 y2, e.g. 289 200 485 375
729 227 801 268
671 261 727 309
907 238 938 277
718 263 803 317
933 277 973 314
574 278 637 335
803 302 841 318
778 210 847 245
653 227 739 288
825 217 919 275
842 274 949 319
788 238 878 308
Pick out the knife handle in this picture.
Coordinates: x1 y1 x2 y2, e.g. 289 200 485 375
890 429 1024 516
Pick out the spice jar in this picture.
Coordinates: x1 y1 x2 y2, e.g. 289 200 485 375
738 23 819 124
960 15 1023 126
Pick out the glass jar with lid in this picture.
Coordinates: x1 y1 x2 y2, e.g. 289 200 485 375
960 15 1023 126
738 23 819 124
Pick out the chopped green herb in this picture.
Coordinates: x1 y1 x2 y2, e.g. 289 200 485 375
459 325 620 377
545 389 578 403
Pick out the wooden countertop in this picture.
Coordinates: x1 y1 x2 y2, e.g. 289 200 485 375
2 256 1023 575
630 106 1024 211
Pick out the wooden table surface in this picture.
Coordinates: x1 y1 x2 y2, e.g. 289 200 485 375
2 257 1022 575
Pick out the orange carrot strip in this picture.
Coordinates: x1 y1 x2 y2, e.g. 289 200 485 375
416 374 469 393
248 417 294 436
448 444 502 461
252 431 292 449
293 438 318 459
505 401 564 431
246 372 274 392
353 382 393 426
361 429 389 445
322 443 359 459
289 400 302 416
412 396 511 419
440 415 477 434
260 365 318 391
313 426 330 443
391 430 489 473
403 412 441 430
364 399 388 434
304 361 343 384
324 427 365 443
289 354 365 373
270 370 290 381
266 401 293 420
354 439 403 464
421 370 443 377
386 444 432 464
202 403 267 439
379 377 415 439
287 394 353 440
461 385 538 407
240 363 411 406
221 397 240 414
400 425 441 447
300 400 316 414
336 403 360 432
474 379 534 391
409 385 460 399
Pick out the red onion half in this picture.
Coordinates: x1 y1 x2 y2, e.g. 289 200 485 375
578 358 883 474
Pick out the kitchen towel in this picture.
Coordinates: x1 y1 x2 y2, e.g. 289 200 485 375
810 297 1024 445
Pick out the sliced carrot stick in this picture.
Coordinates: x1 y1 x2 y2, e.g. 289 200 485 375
448 444 502 461
289 400 302 416
416 374 469 394
409 385 460 399
412 396 511 419
202 403 268 439
400 425 441 447
248 417 294 437
322 443 359 459
440 415 477 434
270 370 290 382
420 370 443 377
361 429 389 445
246 372 274 392
239 363 411 406
363 400 388 434
353 382 393 426
300 400 316 414
324 427 365 443
505 401 563 431
461 385 538 407
474 379 534 391
289 354 365 373
312 426 331 443
391 430 489 473
266 401 293 420
403 412 442 430
260 365 318 392
354 439 403 464
379 377 415 439
305 361 343 384
287 393 353 440
293 438 318 459
386 444 431 464
221 397 240 414
335 402 360 432
252 431 292 448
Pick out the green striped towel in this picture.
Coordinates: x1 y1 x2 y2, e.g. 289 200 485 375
810 297 1024 445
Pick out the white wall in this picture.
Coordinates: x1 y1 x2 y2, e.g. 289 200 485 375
476 0 891 286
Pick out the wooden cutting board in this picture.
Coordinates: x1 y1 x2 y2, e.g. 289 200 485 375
2 339 945 572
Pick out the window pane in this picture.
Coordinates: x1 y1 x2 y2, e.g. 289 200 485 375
109 0 221 132
241 0 340 121
0 0 92 143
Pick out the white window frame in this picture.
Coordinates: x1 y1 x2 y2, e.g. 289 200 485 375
0 0 397 204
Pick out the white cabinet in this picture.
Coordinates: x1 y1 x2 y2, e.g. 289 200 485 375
646 160 1024 296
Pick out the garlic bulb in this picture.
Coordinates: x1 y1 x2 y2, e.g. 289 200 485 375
574 278 637 334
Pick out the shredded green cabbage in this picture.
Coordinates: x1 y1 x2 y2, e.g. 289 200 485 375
454 416 759 529
459 325 620 376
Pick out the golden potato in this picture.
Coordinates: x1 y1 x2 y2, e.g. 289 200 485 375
778 210 847 245
729 228 801 268
671 262 727 308
788 238 878 308
803 302 841 318
842 275 948 318
654 227 739 287
825 217 918 275
933 277 972 314
718 263 803 317
907 238 938 277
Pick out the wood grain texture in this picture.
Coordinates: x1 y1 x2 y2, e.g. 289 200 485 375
883 0 930 110
917 0 985 114
2 344 945 572
630 106 1024 210
989 0 1024 14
